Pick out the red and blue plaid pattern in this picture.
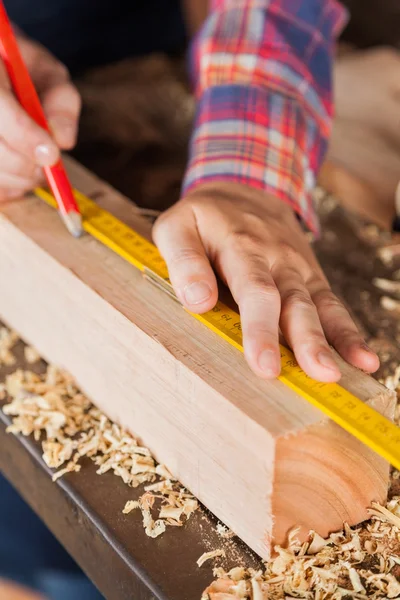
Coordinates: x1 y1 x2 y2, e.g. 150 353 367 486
183 0 347 234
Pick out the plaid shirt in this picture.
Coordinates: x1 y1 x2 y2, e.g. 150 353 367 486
182 0 347 234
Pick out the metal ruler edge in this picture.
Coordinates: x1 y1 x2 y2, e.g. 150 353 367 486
34 186 400 470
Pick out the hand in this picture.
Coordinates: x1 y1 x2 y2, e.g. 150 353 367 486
0 32 81 201
0 578 45 600
153 182 379 382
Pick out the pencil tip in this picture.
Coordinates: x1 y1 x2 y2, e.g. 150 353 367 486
62 212 83 238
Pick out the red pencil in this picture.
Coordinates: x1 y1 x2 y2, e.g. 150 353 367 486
0 0 82 237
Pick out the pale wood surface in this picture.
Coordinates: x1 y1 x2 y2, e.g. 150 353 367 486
0 157 395 558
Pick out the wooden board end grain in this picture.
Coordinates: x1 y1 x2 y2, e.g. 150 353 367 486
0 157 395 559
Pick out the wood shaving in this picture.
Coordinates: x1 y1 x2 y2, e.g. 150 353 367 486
0 327 18 366
24 345 41 364
129 492 167 538
380 296 400 312
0 333 198 540
216 523 235 539
383 365 400 392
202 504 400 599
374 277 400 297
159 505 184 521
122 500 138 514
121 477 198 537
377 244 400 266
197 549 226 568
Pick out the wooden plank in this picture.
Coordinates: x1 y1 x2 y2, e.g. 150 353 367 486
0 157 395 559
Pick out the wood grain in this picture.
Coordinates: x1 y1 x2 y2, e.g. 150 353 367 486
0 157 395 558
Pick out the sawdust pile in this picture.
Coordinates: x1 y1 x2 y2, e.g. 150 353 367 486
202 506 400 599
1 357 198 538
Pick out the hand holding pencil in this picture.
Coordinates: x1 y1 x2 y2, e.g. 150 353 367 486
0 0 82 236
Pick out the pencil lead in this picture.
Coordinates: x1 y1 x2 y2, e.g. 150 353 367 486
61 211 83 238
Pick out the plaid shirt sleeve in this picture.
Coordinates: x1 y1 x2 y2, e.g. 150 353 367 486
182 0 347 234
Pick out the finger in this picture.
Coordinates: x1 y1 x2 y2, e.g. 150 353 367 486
43 81 81 150
153 209 218 312
275 268 341 382
0 165 44 202
0 89 59 166
218 237 281 378
29 52 81 150
311 287 380 373
0 171 38 194
0 140 37 179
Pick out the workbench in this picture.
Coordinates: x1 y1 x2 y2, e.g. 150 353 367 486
1 185 399 600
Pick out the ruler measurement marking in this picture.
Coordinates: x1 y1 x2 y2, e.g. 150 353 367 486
34 186 400 470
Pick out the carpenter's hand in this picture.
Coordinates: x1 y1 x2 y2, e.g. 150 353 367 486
153 183 380 382
0 32 80 201
0 578 45 600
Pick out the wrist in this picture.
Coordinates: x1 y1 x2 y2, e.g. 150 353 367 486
183 180 298 223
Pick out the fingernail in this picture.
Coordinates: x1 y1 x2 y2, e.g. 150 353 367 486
258 349 280 377
183 281 212 305
35 144 56 167
317 350 338 371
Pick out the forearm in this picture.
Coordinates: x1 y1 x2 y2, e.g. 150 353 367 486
183 0 347 234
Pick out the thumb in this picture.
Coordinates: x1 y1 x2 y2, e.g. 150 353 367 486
153 205 218 313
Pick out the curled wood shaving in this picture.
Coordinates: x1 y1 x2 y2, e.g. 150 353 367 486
0 335 198 540
307 530 328 554
135 492 167 538
197 549 226 568
368 501 400 529
159 505 184 521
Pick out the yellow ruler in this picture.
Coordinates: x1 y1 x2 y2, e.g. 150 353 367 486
35 186 400 470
